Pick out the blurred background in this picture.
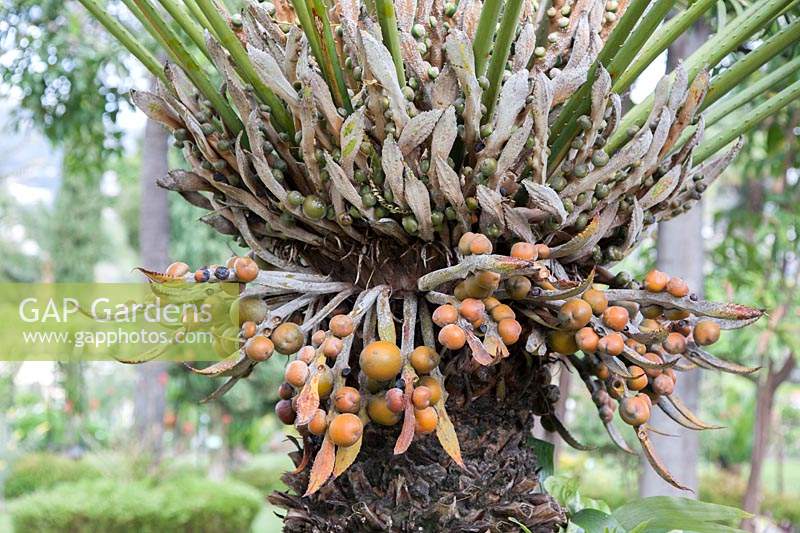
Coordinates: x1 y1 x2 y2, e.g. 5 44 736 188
0 1 798 532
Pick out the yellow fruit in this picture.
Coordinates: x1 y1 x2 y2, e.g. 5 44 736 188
317 367 334 399
662 332 687 354
308 409 328 435
411 386 432 409
469 234 493 255
432 304 459 327
575 327 599 353
297 345 316 364
472 270 500 291
284 360 309 387
490 304 516 322
510 242 537 260
328 413 363 446
482 297 502 312
417 376 443 404
644 270 669 292
458 232 476 254
693 320 721 346
597 332 624 356
233 256 259 282
534 244 551 259
359 340 403 381
642 352 664 378
311 330 326 347
241 321 257 339
244 335 274 362
367 395 402 426
602 306 629 331
410 346 440 374
385 387 405 413
333 386 361 413
619 396 650 426
652 373 675 395
231 297 267 326
558 299 593 330
438 324 467 350
506 276 532 300
666 277 689 298
321 336 343 358
272 322 304 355
414 406 438 434
497 318 522 345
549 330 578 354
582 288 608 315
329 314 355 338
626 366 648 391
459 298 485 322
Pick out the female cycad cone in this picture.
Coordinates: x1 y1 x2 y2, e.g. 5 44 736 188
76 0 799 526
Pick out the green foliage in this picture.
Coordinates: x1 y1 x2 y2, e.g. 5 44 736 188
762 493 800 526
0 0 135 281
3 453 101 499
230 453 292 495
543 468 750 532
0 186 43 282
699 374 756 466
167 357 285 452
609 497 750 533
527 437 555 482
708 107 800 368
8 476 263 533
169 195 246 268
0 0 128 149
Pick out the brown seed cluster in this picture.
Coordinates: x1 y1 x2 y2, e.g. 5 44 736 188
548 270 725 432
147 248 754 497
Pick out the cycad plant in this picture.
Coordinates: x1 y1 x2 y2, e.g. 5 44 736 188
80 0 798 529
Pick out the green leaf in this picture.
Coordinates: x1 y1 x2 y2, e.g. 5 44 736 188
526 436 554 482
612 496 751 533
571 508 625 533
716 0 727 30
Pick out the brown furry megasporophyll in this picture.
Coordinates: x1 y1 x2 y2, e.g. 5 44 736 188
79 0 800 529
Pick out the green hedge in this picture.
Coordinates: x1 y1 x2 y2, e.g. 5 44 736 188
700 469 799 526
9 477 263 533
230 453 291 496
3 453 101 499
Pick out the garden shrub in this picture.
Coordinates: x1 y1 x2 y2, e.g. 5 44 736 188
762 494 800 526
698 468 746 507
230 453 291 495
3 453 101 499
9 476 263 533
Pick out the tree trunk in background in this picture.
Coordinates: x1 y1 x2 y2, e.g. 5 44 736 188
638 18 710 498
133 99 171 460
742 355 795 530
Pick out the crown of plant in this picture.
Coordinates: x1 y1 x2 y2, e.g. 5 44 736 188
82 0 797 504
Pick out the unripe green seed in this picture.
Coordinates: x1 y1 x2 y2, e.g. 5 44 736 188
302 195 326 220
402 215 419 234
592 150 609 167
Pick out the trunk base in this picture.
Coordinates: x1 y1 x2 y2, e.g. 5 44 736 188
270 360 566 532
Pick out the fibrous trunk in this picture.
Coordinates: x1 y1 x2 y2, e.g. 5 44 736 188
271 352 566 532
